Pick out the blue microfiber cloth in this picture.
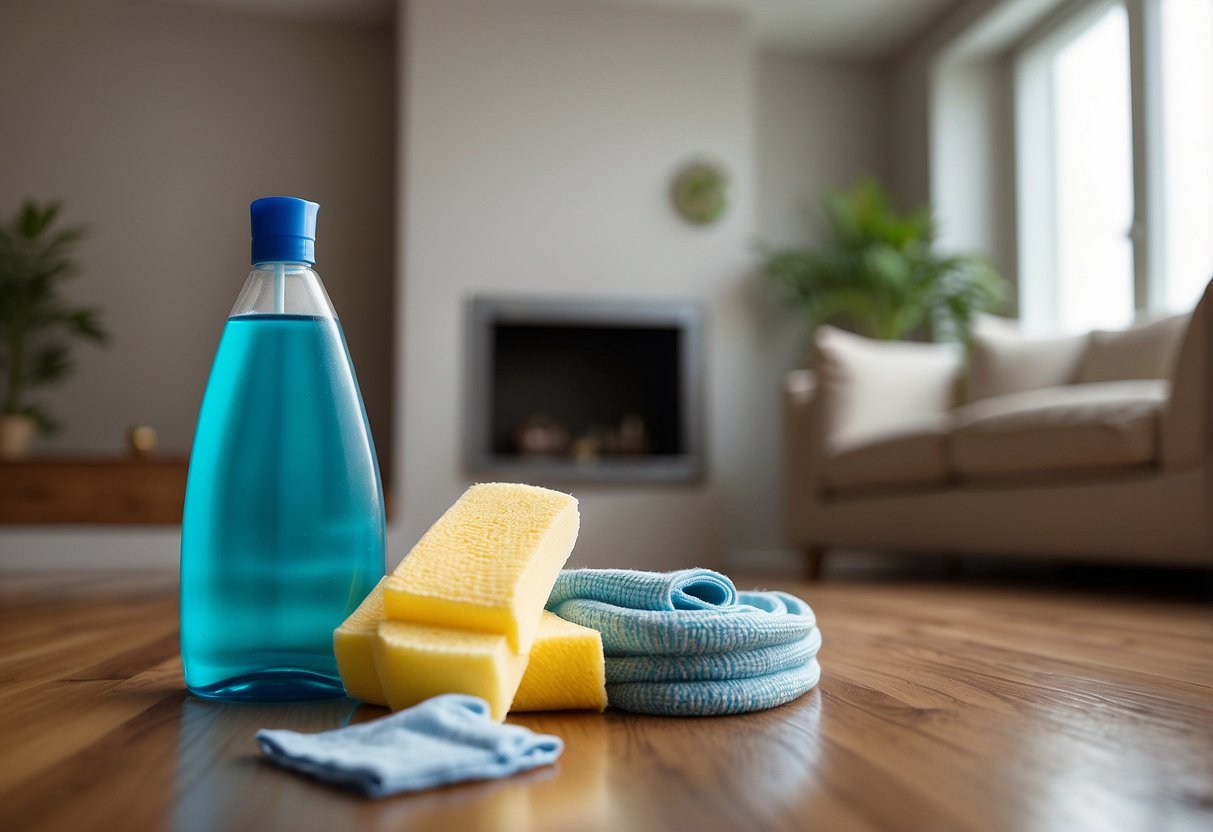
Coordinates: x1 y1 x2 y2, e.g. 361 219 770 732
605 627 822 683
546 567 737 610
547 569 822 717
255 694 563 798
552 596 815 654
607 660 822 717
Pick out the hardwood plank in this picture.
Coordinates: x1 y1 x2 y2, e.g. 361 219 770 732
0 571 1210 832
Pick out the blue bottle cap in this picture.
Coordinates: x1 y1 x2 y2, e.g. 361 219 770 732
250 196 319 265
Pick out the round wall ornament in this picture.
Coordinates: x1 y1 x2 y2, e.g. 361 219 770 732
670 159 730 226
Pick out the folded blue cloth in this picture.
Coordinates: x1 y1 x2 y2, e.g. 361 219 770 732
552 595 816 655
606 627 822 683
547 569 821 717
255 694 563 798
547 567 737 611
608 660 822 717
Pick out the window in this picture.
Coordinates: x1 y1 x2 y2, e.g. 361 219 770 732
1159 0 1213 312
1016 0 1213 334
1053 4 1134 333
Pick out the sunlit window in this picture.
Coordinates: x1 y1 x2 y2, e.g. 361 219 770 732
1016 0 1212 335
1160 0 1213 312
1053 4 1134 333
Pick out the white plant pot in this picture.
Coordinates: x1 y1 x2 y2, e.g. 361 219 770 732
0 414 36 459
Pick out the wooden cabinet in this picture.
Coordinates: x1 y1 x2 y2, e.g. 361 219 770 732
0 456 188 524
0 456 393 524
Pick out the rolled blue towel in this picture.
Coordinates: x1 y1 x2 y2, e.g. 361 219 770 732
255 694 562 798
606 627 822 683
608 660 822 717
547 567 737 611
738 589 815 621
546 569 822 716
552 597 816 655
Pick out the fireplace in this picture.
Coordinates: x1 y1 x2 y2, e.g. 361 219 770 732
465 297 705 482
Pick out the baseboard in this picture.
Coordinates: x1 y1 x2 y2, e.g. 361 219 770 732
0 528 181 570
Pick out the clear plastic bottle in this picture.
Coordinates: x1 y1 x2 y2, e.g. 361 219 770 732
180 197 385 701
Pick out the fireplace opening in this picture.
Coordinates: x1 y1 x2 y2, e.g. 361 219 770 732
465 297 704 482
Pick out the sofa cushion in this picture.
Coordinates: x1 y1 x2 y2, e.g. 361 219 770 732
1078 312 1189 383
823 418 950 493
965 319 1089 402
951 380 1168 477
814 326 961 450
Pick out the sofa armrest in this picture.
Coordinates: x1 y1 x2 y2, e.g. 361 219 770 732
1161 277 1213 470
783 370 820 544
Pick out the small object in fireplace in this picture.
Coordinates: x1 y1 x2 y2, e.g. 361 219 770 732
571 431 603 465
617 414 649 455
600 415 650 456
514 414 570 456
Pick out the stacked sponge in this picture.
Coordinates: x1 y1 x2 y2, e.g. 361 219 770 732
333 483 606 720
546 568 821 716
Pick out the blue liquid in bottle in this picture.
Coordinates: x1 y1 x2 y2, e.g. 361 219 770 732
180 198 384 701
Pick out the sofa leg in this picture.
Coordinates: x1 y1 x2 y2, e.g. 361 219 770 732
804 546 826 582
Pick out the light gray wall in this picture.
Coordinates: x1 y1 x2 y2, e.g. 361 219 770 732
0 0 394 461
930 58 1017 283
754 52 892 249
392 0 895 573
395 0 749 572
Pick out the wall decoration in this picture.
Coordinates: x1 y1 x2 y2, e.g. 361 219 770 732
670 159 730 226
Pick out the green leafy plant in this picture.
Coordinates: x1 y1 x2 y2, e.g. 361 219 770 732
0 199 108 434
762 179 1007 347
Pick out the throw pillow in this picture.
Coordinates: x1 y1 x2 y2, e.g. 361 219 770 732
965 319 1088 402
1078 312 1189 383
813 326 961 450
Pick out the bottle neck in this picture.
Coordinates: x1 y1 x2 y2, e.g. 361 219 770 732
252 260 311 269
229 263 337 319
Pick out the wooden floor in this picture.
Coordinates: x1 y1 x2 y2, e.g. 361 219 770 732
1 571 1210 832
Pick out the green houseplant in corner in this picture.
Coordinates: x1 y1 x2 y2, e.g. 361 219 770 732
761 179 1007 352
0 199 108 457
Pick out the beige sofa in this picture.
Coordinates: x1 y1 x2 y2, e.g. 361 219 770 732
784 280 1213 577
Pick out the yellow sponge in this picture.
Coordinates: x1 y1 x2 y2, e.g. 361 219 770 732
384 483 579 653
373 620 529 721
333 578 388 706
512 612 607 713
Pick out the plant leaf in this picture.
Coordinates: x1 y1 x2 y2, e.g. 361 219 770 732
30 342 72 386
20 200 61 239
66 308 109 342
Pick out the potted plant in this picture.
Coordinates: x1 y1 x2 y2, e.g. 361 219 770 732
0 199 108 458
761 179 1007 352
